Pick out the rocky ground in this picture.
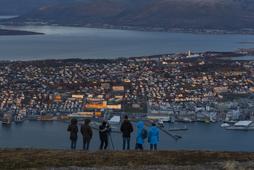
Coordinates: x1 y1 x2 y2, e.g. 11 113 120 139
0 149 254 170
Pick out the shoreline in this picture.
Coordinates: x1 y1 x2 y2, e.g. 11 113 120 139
2 22 254 35
0 28 44 36
0 49 253 62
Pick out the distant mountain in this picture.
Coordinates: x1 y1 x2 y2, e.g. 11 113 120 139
3 0 254 31
0 0 83 15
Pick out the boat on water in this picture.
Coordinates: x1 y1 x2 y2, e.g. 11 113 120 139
37 115 57 121
221 123 230 128
223 120 254 131
168 126 188 131
2 113 12 125
178 117 193 123
14 113 25 123
157 119 164 127
108 115 121 125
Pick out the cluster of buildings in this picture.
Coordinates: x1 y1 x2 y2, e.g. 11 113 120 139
0 50 254 122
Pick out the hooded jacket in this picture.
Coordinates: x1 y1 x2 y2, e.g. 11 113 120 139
136 121 145 144
148 126 159 144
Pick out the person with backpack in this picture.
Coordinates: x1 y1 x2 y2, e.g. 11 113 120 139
99 120 110 150
148 122 160 151
120 115 133 150
67 118 79 150
80 119 93 150
135 120 147 150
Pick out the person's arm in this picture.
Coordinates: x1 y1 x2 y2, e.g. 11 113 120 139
67 125 71 132
80 125 84 135
120 123 124 132
90 127 93 138
157 129 160 142
130 123 134 133
99 125 107 132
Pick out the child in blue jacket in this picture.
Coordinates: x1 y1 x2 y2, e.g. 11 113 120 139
148 122 159 151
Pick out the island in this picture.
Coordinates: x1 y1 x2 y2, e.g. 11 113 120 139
0 28 44 36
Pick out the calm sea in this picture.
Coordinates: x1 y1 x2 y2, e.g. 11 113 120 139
0 121 254 151
0 25 254 61
0 24 254 151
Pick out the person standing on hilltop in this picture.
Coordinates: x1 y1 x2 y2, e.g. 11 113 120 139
148 122 160 151
99 120 110 150
67 118 79 150
81 119 93 151
120 115 133 150
135 120 147 150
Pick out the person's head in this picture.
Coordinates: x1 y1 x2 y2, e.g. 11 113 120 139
102 120 107 126
124 115 128 120
84 119 91 125
71 118 78 125
152 122 156 126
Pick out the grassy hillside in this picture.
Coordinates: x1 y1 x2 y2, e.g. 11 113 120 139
1 149 254 169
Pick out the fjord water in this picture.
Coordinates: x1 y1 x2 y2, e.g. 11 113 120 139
0 25 254 60
1 25 254 151
1 121 254 151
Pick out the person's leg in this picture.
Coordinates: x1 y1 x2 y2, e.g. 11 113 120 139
135 143 138 150
123 137 126 150
127 138 130 150
73 140 77 150
137 144 143 150
83 137 87 150
140 144 143 151
100 139 104 150
71 140 74 149
104 136 108 150
154 144 157 151
150 144 153 151
86 139 90 150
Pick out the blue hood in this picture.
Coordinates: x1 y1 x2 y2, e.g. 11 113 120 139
136 121 144 129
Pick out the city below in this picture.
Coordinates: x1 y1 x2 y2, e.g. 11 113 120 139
1 48 254 131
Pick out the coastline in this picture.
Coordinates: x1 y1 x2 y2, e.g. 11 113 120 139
0 49 253 62
0 28 44 36
2 21 254 35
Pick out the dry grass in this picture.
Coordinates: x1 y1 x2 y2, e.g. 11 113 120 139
0 149 254 170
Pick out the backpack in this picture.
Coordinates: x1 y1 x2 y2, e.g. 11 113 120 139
141 129 148 139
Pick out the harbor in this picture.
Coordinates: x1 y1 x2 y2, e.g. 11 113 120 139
1 118 254 151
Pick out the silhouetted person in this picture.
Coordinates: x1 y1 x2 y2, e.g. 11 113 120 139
67 118 78 150
81 119 93 150
99 120 110 150
120 115 133 150
148 122 159 151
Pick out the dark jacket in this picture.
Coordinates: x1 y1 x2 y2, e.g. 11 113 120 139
81 124 93 140
67 124 78 141
120 120 133 138
99 123 110 140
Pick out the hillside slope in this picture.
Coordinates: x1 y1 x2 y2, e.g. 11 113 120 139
1 149 254 169
6 0 254 31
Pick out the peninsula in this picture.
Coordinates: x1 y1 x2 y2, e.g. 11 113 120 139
0 28 43 36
